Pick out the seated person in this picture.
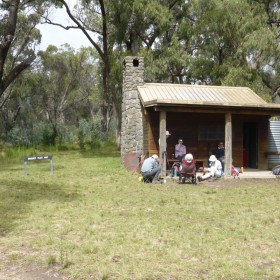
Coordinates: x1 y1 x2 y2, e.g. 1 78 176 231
170 153 193 177
175 138 186 161
179 153 195 173
141 154 161 183
197 155 222 182
178 153 196 182
215 141 225 169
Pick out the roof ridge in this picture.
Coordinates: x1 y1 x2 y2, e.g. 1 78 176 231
140 83 251 90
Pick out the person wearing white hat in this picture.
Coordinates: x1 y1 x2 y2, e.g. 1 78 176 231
141 154 161 183
158 130 171 146
197 155 223 182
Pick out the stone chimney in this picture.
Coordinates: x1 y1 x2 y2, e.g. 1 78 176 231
121 57 144 166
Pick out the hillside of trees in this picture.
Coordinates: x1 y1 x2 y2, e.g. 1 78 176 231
1 0 279 148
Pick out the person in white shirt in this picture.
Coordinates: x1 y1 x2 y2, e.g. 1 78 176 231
197 155 223 182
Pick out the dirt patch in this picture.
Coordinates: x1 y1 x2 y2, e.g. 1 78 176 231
0 265 67 280
0 251 68 280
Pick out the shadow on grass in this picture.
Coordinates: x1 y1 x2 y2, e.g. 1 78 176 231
0 159 51 173
0 178 80 237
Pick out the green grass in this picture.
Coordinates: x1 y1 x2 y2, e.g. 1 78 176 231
1 145 280 279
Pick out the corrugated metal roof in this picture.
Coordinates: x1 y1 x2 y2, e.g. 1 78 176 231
137 83 280 109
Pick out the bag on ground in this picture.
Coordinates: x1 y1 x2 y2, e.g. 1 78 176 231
272 165 280 176
231 165 239 177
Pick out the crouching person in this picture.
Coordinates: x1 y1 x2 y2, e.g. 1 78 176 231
141 154 161 184
197 155 222 182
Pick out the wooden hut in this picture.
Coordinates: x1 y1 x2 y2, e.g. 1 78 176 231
121 56 280 177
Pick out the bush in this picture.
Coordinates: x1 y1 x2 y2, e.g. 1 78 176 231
78 118 103 149
2 115 116 149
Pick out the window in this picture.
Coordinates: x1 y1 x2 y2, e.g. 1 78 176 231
199 125 224 140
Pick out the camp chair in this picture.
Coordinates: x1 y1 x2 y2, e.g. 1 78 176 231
178 159 197 184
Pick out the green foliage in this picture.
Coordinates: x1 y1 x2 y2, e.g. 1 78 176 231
6 126 31 147
89 119 102 149
1 146 36 160
139 0 279 98
1 0 280 152
77 119 88 150
0 0 43 99
41 124 56 146
78 118 110 150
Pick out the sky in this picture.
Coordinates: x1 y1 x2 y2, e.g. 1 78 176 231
37 2 92 51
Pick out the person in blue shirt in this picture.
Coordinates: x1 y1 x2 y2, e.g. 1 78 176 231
141 154 161 183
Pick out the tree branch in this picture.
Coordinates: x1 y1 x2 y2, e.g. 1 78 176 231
2 54 35 93
51 0 105 62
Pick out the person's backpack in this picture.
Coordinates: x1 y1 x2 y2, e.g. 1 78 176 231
272 165 280 176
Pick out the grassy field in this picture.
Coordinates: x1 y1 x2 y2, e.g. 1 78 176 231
1 144 280 279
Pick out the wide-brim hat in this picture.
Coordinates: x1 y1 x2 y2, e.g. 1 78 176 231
166 131 171 136
209 155 217 162
185 153 193 162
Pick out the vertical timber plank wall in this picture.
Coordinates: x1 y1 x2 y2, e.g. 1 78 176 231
142 106 149 155
147 110 159 155
166 112 226 161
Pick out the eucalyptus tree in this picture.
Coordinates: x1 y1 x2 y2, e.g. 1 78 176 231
247 0 280 101
192 0 279 94
109 0 204 83
140 0 280 101
0 69 44 141
37 45 98 145
42 0 118 138
42 0 280 147
184 0 280 100
0 0 46 108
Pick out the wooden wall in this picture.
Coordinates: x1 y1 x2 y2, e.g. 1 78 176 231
143 109 270 169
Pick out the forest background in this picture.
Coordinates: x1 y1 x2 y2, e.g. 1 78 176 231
1 0 279 150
